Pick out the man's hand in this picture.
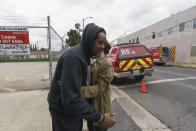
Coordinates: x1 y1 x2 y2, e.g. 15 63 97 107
98 113 116 128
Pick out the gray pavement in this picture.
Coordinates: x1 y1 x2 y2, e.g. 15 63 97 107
0 90 52 131
3 62 195 131
108 101 142 131
116 65 196 131
0 62 56 92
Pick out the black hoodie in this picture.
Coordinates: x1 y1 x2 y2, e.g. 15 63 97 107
48 23 106 123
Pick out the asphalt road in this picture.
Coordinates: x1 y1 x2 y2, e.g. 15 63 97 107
114 65 196 131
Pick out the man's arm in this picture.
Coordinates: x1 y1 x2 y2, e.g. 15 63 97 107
60 57 100 122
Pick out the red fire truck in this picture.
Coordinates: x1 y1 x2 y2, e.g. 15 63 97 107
148 46 170 65
108 43 154 80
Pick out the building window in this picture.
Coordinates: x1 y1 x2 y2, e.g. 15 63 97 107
190 46 196 56
152 32 155 39
159 31 162 37
168 27 173 35
193 18 196 29
179 22 185 32
136 37 139 43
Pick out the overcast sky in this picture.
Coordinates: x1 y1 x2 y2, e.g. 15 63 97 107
1 0 196 42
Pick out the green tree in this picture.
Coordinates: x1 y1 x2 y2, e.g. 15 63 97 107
66 29 81 47
75 23 81 32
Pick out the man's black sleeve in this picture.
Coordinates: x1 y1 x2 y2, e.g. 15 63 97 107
60 57 101 122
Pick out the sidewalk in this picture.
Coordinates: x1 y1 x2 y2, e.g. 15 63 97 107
0 90 51 131
166 62 196 68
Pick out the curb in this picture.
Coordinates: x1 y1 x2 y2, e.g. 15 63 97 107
165 63 196 69
111 85 172 131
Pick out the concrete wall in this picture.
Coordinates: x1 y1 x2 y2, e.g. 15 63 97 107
117 6 196 63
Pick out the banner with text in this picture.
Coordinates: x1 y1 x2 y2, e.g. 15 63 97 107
0 27 30 55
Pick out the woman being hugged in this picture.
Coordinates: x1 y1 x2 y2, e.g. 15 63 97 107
81 42 114 131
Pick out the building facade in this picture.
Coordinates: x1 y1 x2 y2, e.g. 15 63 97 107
117 6 196 63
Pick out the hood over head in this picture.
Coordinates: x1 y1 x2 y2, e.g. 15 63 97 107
81 23 106 59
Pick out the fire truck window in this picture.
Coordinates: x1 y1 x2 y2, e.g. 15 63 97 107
109 48 117 57
162 47 169 53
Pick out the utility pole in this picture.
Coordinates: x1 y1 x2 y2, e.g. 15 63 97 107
37 41 39 50
47 16 52 86
82 17 93 29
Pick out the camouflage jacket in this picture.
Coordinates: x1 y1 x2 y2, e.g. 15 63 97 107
81 57 113 125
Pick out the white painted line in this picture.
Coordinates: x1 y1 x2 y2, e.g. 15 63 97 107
146 77 196 84
0 87 16 92
5 75 24 82
111 85 172 131
120 77 196 89
156 70 191 77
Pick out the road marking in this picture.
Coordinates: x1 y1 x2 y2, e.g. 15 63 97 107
120 77 196 89
156 70 191 77
172 80 196 90
111 85 172 131
5 75 24 82
146 77 196 84
31 70 41 73
0 87 16 92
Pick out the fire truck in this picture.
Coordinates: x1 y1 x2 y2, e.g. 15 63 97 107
108 43 154 80
148 46 170 65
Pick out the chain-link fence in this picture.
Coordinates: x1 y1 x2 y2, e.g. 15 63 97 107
0 15 68 92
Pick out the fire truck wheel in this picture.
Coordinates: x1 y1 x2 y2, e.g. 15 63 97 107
111 77 119 84
159 63 165 66
135 75 145 80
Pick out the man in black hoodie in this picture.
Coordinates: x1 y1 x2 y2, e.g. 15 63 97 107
48 23 115 131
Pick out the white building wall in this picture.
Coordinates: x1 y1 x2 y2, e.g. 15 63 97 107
117 5 196 63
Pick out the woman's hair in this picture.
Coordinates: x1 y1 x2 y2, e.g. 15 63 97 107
94 30 106 44
104 42 111 54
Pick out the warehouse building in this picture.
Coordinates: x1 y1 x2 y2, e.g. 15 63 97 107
116 5 196 64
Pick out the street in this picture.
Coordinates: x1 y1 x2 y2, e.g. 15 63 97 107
114 65 196 131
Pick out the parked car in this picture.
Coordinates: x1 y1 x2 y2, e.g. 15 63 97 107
108 43 154 80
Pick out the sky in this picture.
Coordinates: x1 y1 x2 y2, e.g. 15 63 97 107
0 0 196 48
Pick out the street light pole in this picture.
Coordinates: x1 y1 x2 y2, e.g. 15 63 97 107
82 16 93 29
82 18 84 29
